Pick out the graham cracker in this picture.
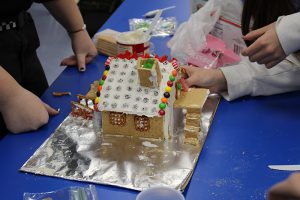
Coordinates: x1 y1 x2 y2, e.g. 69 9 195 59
137 58 161 88
184 125 200 146
95 29 119 57
186 113 201 120
85 80 99 99
137 67 153 87
186 119 201 127
184 125 200 137
184 130 199 139
154 59 162 86
102 111 165 139
174 88 209 112
184 138 199 146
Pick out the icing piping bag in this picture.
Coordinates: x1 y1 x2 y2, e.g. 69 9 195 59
143 6 176 18
144 9 162 38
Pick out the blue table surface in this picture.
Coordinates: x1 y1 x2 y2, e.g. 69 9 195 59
1 0 300 199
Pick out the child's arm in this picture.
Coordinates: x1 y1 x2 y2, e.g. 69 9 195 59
182 54 300 101
0 66 58 133
42 0 97 72
182 65 227 94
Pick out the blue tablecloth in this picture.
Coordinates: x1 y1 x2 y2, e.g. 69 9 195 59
1 0 300 199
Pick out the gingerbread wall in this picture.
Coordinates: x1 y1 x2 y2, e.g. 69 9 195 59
102 111 165 139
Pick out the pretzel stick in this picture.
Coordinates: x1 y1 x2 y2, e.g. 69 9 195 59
52 92 71 97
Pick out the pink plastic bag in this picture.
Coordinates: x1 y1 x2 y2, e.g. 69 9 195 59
186 34 240 68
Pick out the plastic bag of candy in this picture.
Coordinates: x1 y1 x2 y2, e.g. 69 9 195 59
129 17 177 37
23 185 98 200
186 34 240 69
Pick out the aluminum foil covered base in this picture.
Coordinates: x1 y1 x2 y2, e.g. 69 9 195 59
21 95 219 191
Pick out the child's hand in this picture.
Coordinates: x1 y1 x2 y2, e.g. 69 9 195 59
182 65 227 93
61 31 97 72
268 173 300 200
242 23 286 68
1 88 59 133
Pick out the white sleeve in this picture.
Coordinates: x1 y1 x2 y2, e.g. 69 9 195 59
276 12 300 55
220 56 300 101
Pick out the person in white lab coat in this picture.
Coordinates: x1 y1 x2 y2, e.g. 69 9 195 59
242 11 300 68
184 0 300 101
184 1 300 199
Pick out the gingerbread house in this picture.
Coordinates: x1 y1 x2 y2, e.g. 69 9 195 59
93 53 181 140
72 52 209 144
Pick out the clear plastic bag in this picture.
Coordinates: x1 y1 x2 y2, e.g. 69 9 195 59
23 185 98 200
129 17 177 37
167 0 223 63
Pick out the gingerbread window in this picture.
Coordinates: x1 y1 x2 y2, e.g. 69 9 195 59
109 112 126 126
134 116 150 131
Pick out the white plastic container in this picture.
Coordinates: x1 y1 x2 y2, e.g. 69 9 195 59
136 186 185 200
116 30 150 56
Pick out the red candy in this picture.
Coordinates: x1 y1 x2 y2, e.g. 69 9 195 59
179 78 189 92
167 80 173 87
159 109 165 116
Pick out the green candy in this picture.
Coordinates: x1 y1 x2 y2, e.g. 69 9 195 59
143 63 153 69
99 80 105 85
169 75 175 82
143 59 155 69
147 58 154 64
177 83 182 90
159 103 166 109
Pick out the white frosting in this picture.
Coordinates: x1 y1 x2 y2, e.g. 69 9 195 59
116 30 150 45
172 108 185 137
150 69 158 87
80 99 94 109
98 58 175 117
163 85 176 139
142 141 158 148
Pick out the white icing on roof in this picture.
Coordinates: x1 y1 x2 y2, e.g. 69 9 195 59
98 58 174 117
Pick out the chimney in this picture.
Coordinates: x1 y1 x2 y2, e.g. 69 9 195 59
137 58 162 88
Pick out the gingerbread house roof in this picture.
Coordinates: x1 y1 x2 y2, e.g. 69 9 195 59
97 56 178 117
